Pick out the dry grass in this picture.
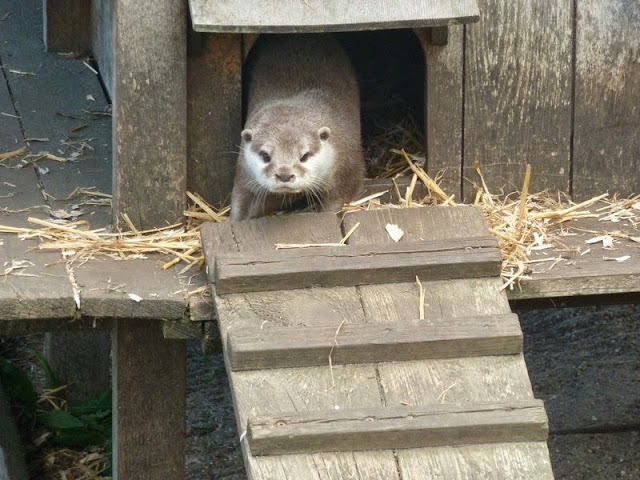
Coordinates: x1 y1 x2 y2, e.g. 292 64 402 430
1 155 638 289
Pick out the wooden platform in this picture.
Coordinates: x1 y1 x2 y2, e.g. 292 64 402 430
200 207 555 479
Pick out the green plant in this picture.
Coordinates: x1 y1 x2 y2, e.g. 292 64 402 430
0 352 112 449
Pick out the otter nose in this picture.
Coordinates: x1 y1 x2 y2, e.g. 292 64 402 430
275 173 295 183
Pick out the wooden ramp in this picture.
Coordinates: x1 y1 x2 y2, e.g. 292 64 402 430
201 206 555 479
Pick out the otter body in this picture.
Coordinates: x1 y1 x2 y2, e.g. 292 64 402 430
230 34 365 221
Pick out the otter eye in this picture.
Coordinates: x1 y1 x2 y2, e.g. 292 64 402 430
259 151 271 163
300 152 311 163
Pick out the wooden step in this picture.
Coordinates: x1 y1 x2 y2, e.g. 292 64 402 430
247 400 548 456
208 236 502 294
227 314 523 371
188 0 480 33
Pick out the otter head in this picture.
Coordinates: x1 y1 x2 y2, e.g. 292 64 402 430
240 109 335 196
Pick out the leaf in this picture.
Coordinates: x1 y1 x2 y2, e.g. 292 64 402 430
0 356 38 423
41 409 85 430
30 347 59 389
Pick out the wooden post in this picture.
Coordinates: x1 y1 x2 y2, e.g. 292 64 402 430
43 0 91 53
414 26 465 201
112 320 186 480
187 33 242 207
112 0 187 229
45 331 111 403
111 2 188 479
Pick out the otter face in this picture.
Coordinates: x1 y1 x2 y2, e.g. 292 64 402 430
240 125 335 195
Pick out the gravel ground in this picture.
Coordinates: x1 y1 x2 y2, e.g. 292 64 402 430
185 304 640 479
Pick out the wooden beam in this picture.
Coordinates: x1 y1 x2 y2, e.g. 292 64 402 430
189 0 480 33
209 236 502 294
227 313 523 370
248 400 548 456
113 0 187 229
112 319 186 480
43 0 91 53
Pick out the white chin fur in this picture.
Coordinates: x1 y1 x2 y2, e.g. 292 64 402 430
244 144 336 193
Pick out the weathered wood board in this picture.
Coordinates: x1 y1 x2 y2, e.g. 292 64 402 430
112 0 187 229
227 313 523 370
189 0 480 33
203 207 554 479
573 0 640 199
417 26 465 199
212 236 501 294
463 0 573 200
187 33 242 207
248 400 548 455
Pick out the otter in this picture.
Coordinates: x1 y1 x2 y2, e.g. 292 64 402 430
230 34 365 221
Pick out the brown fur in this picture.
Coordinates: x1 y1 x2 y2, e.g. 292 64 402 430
230 34 365 221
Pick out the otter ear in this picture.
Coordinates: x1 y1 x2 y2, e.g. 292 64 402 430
318 127 330 141
241 129 253 143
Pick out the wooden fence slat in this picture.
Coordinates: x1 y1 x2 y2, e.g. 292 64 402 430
210 236 502 293
227 313 523 370
573 0 640 199
463 0 573 200
248 400 548 455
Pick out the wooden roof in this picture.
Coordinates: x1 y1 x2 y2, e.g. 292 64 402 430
188 0 480 33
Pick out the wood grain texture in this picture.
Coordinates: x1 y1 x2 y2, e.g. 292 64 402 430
573 0 640 199
206 213 402 479
506 215 640 301
463 0 573 200
189 0 480 33
212 237 502 294
248 400 548 455
43 0 91 53
187 33 242 207
112 319 186 480
416 26 465 199
227 313 523 370
345 208 554 478
113 0 187 229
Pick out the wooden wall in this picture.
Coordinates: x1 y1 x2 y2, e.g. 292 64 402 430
81 0 638 213
428 0 638 201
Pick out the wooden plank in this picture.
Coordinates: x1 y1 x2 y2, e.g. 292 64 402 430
113 0 187 229
415 26 465 199
0 0 111 228
463 0 573 200
189 0 480 33
507 215 640 301
43 0 91 53
207 213 402 479
344 208 555 478
187 33 242 207
212 236 502 294
112 319 186 480
227 313 523 370
248 400 548 456
73 259 189 320
573 0 640 199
